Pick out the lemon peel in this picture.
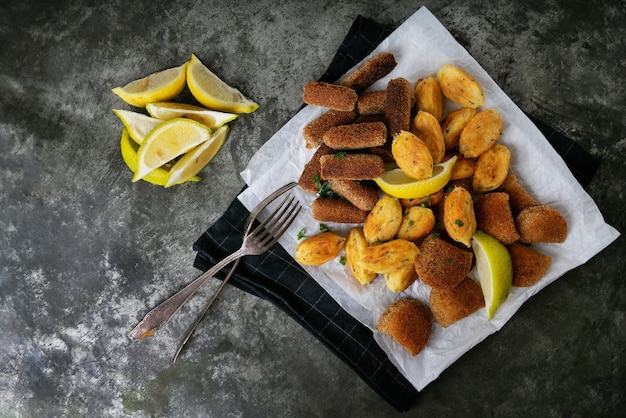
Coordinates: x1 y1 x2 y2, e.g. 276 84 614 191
112 61 188 107
133 118 212 182
119 128 199 186
112 109 163 144
145 102 237 130
472 230 513 319
373 156 457 199
165 125 229 187
186 54 259 114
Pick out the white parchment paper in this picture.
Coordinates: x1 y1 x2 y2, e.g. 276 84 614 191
238 6 620 391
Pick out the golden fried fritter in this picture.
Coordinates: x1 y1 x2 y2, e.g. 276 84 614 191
430 277 485 327
507 242 552 287
377 298 432 356
515 205 568 243
473 192 520 245
415 234 473 289
443 186 477 247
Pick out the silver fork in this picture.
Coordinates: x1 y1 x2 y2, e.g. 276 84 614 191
128 184 301 342
171 182 297 362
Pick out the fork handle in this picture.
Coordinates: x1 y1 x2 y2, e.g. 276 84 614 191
128 248 245 340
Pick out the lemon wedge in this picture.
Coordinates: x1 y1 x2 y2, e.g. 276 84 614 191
373 156 457 199
472 230 513 319
145 101 238 130
112 61 188 107
165 125 229 187
112 109 163 144
186 54 259 114
133 118 212 182
119 128 199 186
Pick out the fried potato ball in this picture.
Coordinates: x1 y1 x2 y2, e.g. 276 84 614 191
441 107 476 150
345 228 377 286
363 194 403 243
414 75 443 121
473 144 511 193
361 239 419 274
295 231 346 266
396 206 436 242
459 109 503 158
412 110 445 163
391 130 433 180
436 64 485 108
443 186 477 247
384 263 419 293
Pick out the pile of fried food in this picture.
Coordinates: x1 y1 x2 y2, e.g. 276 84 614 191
293 52 568 356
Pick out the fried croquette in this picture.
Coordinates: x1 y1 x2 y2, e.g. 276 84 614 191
339 52 397 93
302 81 358 111
496 174 539 215
323 121 387 150
328 179 380 211
302 109 357 148
377 298 432 356
430 277 485 327
516 205 568 243
507 242 552 287
311 197 369 224
319 153 385 180
385 77 414 137
298 144 335 194
356 90 387 115
473 192 520 245
415 234 473 289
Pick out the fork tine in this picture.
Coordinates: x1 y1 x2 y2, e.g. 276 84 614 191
257 201 302 250
250 195 295 240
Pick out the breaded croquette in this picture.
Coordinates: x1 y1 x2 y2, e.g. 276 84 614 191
311 197 369 224
356 90 387 115
507 242 552 287
377 298 432 356
302 81 358 111
516 205 568 243
473 192 520 245
298 144 335 194
323 121 387 150
385 77 414 137
497 174 539 215
328 179 380 211
415 234 473 289
339 52 397 93
302 109 357 148
430 277 485 327
320 153 385 180
369 142 395 163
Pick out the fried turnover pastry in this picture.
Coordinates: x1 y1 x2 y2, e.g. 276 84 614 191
302 109 357 148
497 174 539 215
430 277 485 327
302 81 358 111
323 121 387 150
311 197 369 224
339 51 397 93
516 205 568 243
377 298 432 356
385 77 413 137
415 233 473 289
473 192 520 245
319 153 385 180
507 242 552 287
328 179 379 212
298 144 335 194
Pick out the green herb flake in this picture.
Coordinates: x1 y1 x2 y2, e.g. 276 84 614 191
297 228 307 240
319 223 330 232
334 151 347 158
339 256 346 265
455 219 464 227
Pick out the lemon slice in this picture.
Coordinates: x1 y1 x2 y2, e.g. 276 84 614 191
165 125 229 187
186 54 259 114
133 118 212 182
373 156 457 199
113 109 163 144
112 61 188 107
472 230 513 319
145 101 237 129
119 128 199 186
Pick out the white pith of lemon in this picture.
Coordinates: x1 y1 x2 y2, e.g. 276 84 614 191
165 125 229 187
112 61 188 107
119 128 199 186
132 118 212 182
373 156 457 199
472 230 513 320
145 102 238 130
186 54 259 114
113 109 163 144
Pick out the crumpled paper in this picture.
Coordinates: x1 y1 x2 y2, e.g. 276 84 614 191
238 6 620 391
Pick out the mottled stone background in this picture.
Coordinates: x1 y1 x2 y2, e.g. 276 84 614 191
1 0 624 417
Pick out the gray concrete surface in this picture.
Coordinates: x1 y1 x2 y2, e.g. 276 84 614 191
1 0 624 416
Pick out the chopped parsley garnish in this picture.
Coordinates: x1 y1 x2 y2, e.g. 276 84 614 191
455 219 464 227
319 223 330 232
339 255 346 265
297 228 307 240
333 151 347 158
312 173 339 198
